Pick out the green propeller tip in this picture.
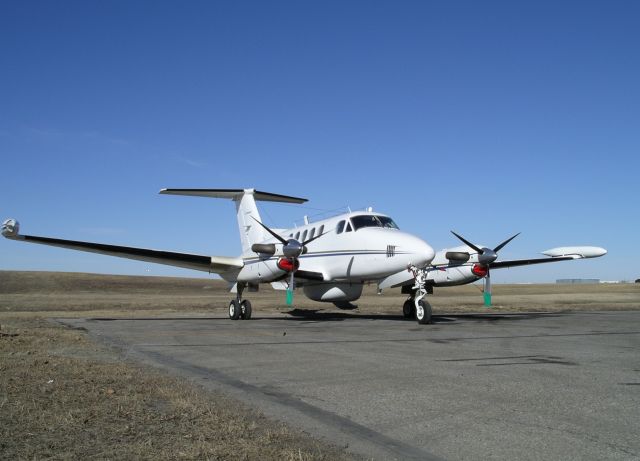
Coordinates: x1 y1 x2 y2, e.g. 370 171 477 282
483 292 492 307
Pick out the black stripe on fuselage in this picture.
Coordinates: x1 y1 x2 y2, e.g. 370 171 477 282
243 250 412 264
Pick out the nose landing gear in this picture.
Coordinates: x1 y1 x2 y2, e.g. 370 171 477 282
407 265 432 324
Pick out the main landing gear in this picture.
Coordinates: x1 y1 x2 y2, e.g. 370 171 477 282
406 265 432 325
228 283 252 320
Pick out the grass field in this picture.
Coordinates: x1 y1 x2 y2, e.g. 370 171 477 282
1 270 639 460
1 270 638 315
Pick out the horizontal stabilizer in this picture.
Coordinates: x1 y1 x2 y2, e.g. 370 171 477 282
160 188 307 204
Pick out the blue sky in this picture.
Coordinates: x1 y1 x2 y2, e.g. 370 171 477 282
1 1 638 282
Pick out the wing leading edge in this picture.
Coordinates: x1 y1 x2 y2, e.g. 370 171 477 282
492 246 607 269
2 219 243 276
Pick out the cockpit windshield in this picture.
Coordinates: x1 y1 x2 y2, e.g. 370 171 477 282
350 215 399 231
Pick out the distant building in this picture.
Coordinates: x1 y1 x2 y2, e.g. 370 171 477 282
556 279 600 284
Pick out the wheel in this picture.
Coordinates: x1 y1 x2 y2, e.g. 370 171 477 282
415 299 432 325
229 299 241 320
240 300 252 320
402 299 414 319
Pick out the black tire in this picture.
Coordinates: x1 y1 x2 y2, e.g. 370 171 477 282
415 299 432 325
229 299 241 320
402 299 414 319
240 300 252 320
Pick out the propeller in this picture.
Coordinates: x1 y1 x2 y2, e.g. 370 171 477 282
450 231 520 307
252 218 327 305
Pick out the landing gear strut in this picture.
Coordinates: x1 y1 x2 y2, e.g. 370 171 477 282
407 265 432 324
228 283 252 320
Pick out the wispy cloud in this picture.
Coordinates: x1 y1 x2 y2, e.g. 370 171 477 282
174 155 206 168
78 227 127 236
25 127 130 146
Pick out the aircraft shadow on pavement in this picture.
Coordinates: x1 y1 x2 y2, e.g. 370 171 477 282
87 311 565 324
281 308 565 324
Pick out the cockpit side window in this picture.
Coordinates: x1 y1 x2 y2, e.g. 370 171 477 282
378 216 399 229
336 220 345 234
345 222 352 232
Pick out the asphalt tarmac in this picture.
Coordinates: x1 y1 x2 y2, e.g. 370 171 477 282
60 311 640 460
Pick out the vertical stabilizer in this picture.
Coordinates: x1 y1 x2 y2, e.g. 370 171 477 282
234 190 264 253
159 188 307 254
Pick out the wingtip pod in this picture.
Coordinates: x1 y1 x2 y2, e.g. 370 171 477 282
542 246 607 259
1 219 20 238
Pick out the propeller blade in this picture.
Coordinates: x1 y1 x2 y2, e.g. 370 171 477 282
483 269 492 307
286 271 295 305
251 217 287 245
493 232 520 252
450 231 483 253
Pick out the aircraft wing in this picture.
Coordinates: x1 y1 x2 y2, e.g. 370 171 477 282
378 269 414 289
490 256 574 269
378 246 606 289
271 270 325 283
491 246 607 269
295 270 325 281
1 219 243 275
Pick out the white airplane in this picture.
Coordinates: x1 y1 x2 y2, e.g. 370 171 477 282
2 188 606 324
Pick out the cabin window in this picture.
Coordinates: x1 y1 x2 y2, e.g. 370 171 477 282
295 231 300 240
336 220 345 234
318 225 324 236
345 222 353 232
309 228 315 240
302 230 308 241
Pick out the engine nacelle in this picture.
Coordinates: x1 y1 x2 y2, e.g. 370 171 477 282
251 243 276 255
276 257 299 272
445 251 470 262
303 283 363 302
430 264 477 286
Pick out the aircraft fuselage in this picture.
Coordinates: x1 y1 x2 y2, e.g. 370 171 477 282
237 211 435 286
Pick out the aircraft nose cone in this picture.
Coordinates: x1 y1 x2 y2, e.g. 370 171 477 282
423 241 435 265
407 235 434 268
